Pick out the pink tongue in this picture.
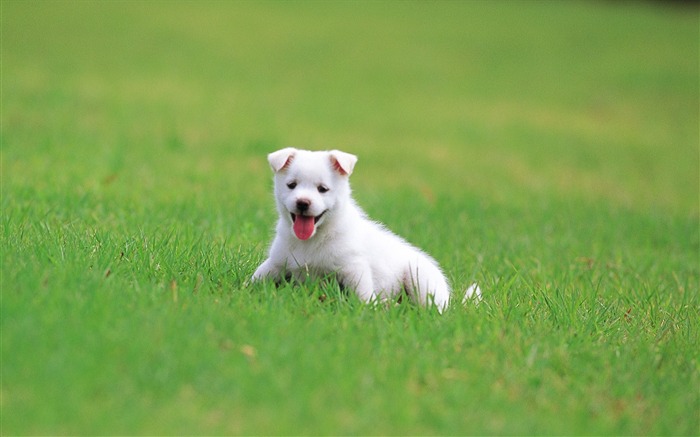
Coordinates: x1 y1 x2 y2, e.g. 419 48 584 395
293 215 315 240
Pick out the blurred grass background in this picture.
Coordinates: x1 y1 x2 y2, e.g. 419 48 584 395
2 1 699 435
4 1 697 213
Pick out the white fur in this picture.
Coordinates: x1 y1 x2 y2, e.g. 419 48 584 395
252 148 481 313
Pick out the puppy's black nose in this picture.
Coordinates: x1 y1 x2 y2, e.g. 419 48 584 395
296 199 311 212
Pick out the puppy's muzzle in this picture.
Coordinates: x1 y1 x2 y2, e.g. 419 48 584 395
296 198 311 213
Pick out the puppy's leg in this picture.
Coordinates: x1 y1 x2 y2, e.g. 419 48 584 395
405 257 451 312
339 263 378 304
252 235 288 283
252 258 281 282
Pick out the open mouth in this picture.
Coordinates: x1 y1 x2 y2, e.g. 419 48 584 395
290 210 326 240
290 211 326 224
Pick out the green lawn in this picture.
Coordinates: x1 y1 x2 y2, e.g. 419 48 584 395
2 1 698 435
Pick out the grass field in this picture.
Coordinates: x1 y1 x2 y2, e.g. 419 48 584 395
2 1 699 435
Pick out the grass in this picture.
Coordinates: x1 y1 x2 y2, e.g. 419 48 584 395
2 0 699 435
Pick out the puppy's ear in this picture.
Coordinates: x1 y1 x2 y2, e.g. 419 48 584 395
268 148 297 172
329 150 357 176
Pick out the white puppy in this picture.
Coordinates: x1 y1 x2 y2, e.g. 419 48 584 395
252 148 481 312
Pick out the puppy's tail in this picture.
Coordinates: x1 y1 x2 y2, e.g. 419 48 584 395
462 282 483 305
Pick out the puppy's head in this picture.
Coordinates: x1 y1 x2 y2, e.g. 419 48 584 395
267 147 357 241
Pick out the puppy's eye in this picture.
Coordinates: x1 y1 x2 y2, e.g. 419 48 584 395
287 182 297 190
317 185 329 193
